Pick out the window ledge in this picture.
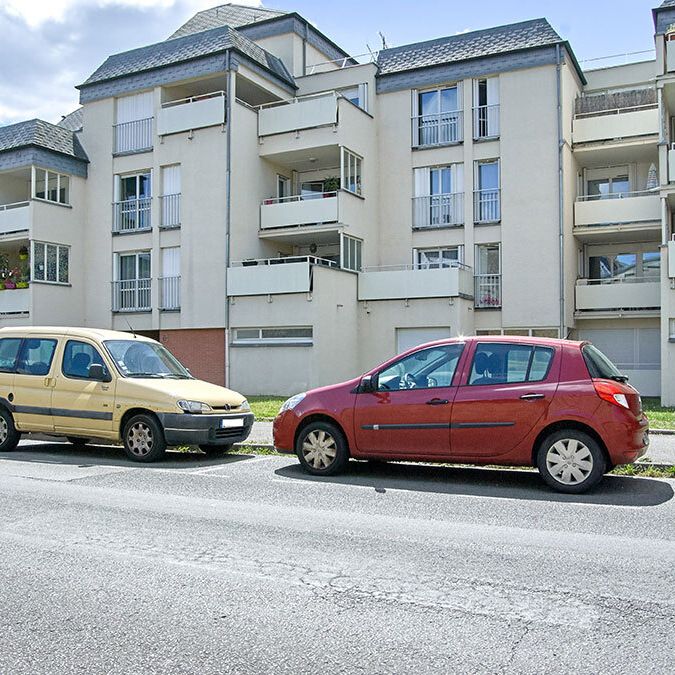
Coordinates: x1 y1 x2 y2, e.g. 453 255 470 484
231 341 313 348
113 148 153 157
31 198 72 209
412 141 463 151
30 280 71 287
112 228 153 236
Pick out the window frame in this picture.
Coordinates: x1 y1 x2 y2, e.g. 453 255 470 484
31 241 70 285
61 339 111 381
15 338 58 377
0 338 23 373
32 167 71 206
467 342 555 386
232 327 313 347
340 147 363 197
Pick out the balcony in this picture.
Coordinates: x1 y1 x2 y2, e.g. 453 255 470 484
157 91 226 136
358 263 473 301
227 256 337 296
574 191 661 237
112 279 151 312
159 276 180 311
412 111 463 148
474 189 501 223
572 105 658 145
473 105 500 139
474 274 502 308
0 287 30 315
113 118 153 155
412 193 463 229
113 198 152 234
160 194 181 229
0 202 30 236
575 278 660 312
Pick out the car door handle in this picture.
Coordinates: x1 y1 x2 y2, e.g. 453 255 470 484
426 398 449 405
520 393 545 400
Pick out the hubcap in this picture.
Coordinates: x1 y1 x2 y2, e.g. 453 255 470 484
546 439 594 485
127 422 153 457
0 416 8 444
302 429 337 469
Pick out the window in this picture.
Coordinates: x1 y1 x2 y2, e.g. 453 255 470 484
341 235 362 272
415 247 462 269
341 148 362 196
376 344 464 391
473 78 500 138
301 181 325 200
232 327 313 346
62 340 108 380
587 249 660 282
277 175 291 199
0 338 22 372
475 160 500 222
114 172 152 232
338 84 368 112
415 85 462 146
118 252 151 281
32 242 69 284
115 92 153 153
160 247 180 311
477 329 560 338
33 168 70 205
476 243 501 275
113 252 151 312
584 166 631 200
160 165 180 228
469 343 554 385
16 338 57 376
413 165 464 228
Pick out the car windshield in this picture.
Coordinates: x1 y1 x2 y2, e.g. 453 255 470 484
582 344 627 382
104 340 191 379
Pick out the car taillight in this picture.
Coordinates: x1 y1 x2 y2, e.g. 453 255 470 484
593 379 630 409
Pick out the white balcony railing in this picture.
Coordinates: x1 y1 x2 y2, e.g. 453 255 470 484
574 190 660 227
0 287 30 314
474 274 502 308
113 198 152 233
575 277 660 311
157 91 226 135
113 118 153 154
474 189 501 223
0 201 30 235
160 194 181 228
572 105 658 144
260 193 339 229
112 279 151 312
258 91 340 136
412 193 464 228
412 111 463 147
159 276 180 311
473 104 500 139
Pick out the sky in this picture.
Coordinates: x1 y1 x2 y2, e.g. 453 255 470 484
0 0 662 127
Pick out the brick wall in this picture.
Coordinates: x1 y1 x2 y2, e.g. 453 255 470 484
159 328 226 387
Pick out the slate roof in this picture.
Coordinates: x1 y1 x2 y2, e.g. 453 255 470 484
57 108 84 132
659 1 675 7
0 119 88 162
170 3 286 38
79 24 294 89
377 18 564 76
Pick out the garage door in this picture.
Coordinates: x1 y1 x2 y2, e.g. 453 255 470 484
396 327 451 354
578 328 660 396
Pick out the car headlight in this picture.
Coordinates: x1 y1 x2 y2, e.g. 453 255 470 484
177 400 213 414
239 399 251 412
279 392 306 414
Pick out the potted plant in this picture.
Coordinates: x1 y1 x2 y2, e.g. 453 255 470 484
323 176 340 196
18 246 28 261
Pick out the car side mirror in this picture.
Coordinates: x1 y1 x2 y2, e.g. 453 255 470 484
89 364 111 382
360 374 376 393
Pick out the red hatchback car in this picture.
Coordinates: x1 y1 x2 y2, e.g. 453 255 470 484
273 336 649 493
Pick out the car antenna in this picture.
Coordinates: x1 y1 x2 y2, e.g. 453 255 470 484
125 318 137 339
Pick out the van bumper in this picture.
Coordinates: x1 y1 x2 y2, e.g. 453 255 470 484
157 412 255 446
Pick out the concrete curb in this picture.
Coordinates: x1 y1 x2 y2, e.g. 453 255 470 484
650 428 675 435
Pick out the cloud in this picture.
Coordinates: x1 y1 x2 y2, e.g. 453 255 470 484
0 0 262 125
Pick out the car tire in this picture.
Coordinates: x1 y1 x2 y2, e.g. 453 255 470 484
537 429 606 494
122 414 166 463
199 444 232 457
0 407 20 452
296 421 349 476
67 437 89 449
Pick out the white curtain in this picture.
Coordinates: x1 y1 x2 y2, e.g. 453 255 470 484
162 165 181 196
162 247 180 277
413 167 430 197
116 92 153 123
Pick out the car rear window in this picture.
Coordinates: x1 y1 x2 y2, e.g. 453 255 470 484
582 344 624 380
469 343 555 385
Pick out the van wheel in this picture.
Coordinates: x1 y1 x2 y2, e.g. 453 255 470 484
122 414 166 463
200 444 232 457
537 430 606 494
0 407 20 452
296 421 349 476
67 437 89 449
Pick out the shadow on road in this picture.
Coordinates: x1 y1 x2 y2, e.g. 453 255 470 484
274 460 674 507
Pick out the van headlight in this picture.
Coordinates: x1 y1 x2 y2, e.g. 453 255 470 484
177 400 213 414
239 399 251 412
279 393 306 413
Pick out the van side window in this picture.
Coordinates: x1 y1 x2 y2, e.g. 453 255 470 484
0 338 22 373
469 343 554 385
16 339 57 376
62 340 108 380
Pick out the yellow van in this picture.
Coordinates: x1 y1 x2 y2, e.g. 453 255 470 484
0 327 254 462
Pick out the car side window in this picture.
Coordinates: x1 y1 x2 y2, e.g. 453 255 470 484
15 339 57 376
62 340 108 380
0 338 22 373
469 343 554 385
377 344 464 391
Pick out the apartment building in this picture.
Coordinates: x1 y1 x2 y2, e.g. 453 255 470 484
0 2 674 401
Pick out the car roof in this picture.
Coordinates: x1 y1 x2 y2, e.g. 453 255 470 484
412 335 584 350
0 326 157 343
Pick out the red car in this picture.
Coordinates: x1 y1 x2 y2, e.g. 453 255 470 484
273 336 649 493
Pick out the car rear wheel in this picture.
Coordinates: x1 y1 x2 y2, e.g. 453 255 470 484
296 421 349 476
122 414 166 463
199 444 232 457
537 430 605 494
0 407 20 453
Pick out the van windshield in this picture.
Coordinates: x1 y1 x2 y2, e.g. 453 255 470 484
104 340 191 379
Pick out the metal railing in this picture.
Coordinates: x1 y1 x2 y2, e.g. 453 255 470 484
474 274 502 308
0 201 30 211
574 102 657 119
579 49 655 70
257 90 343 110
231 256 338 268
363 261 471 273
412 193 464 228
305 51 378 75
473 104 500 138
577 276 659 285
112 279 151 312
577 188 658 202
160 276 181 310
412 111 463 147
113 118 153 154
474 189 501 223
113 198 152 233
161 90 225 109
160 194 181 228
262 191 338 205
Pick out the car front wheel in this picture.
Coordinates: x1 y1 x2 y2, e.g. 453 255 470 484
296 421 349 476
537 430 606 494
122 414 166 463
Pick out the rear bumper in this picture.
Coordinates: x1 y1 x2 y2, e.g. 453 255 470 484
157 412 254 446
605 415 649 465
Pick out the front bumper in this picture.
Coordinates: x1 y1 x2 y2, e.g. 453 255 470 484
158 412 255 446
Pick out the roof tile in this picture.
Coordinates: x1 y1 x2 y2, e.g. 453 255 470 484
0 119 88 161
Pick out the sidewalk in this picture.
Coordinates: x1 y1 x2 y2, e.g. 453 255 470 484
245 421 675 466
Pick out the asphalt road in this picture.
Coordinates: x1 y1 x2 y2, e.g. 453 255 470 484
1 441 674 674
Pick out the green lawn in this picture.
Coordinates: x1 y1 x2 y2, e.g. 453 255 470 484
246 396 285 420
642 397 675 430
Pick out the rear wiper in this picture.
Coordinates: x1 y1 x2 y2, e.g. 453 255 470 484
609 375 629 383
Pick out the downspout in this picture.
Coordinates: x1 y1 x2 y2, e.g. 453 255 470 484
224 51 233 388
556 44 565 339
